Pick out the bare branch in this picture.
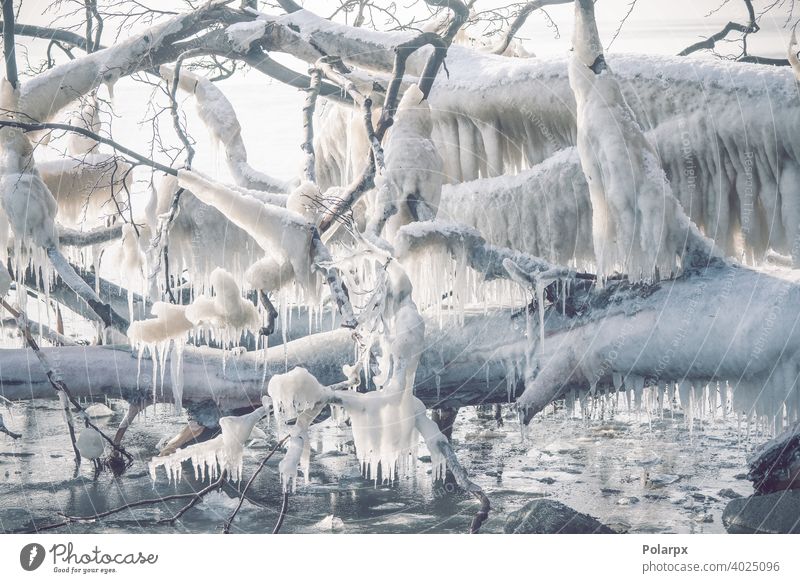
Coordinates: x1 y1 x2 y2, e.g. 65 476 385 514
222 435 288 534
1 0 18 88
679 0 759 57
491 0 571 55
0 119 177 175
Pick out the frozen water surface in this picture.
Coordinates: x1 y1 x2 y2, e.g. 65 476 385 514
0 399 759 534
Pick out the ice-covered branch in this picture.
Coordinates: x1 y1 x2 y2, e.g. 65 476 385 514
570 0 715 280
176 170 357 327
58 223 124 247
18 2 249 122
394 220 580 282
302 66 322 183
159 63 291 192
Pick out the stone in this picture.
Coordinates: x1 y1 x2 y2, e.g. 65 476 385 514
722 490 800 534
717 488 742 500
504 499 614 534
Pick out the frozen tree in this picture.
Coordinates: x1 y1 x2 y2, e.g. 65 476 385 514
1 0 800 532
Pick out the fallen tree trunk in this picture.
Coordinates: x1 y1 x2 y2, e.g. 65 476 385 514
3 261 799 431
0 310 525 412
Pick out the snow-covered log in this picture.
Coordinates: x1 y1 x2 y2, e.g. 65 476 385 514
4 258 800 436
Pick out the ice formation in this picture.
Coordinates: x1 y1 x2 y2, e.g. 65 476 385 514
76 415 105 461
184 267 260 343
176 170 318 295
286 181 323 223
128 266 260 408
38 154 130 228
369 84 443 242
0 80 58 253
268 366 327 428
127 301 192 409
149 406 266 483
119 223 146 318
83 403 114 419
0 264 10 297
146 174 262 287
336 388 420 482
569 0 712 279
296 10 800 266
160 65 288 192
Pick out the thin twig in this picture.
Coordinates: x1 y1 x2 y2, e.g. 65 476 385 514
0 120 177 175
272 492 289 534
222 435 289 533
157 472 227 525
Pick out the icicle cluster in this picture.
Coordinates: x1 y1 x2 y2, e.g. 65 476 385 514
149 407 265 483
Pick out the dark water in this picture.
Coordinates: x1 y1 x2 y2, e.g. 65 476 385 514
0 398 761 534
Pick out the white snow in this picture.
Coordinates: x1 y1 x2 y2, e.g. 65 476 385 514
184 267 260 344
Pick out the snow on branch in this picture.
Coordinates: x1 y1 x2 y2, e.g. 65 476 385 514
176 170 357 327
160 64 290 192
394 220 580 283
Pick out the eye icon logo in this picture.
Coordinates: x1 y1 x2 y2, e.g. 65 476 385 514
20 543 46 571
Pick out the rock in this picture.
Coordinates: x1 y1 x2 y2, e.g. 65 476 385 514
645 473 681 488
747 421 800 494
722 490 800 534
616 496 639 506
690 493 718 503
537 477 556 484
504 499 614 534
717 488 742 500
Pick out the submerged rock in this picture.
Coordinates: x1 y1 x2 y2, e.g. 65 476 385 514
722 490 800 534
717 488 741 500
747 421 800 494
504 499 614 534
